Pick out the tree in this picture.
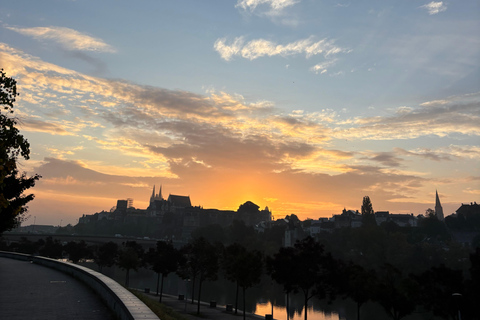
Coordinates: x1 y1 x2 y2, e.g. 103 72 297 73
237 249 263 320
38 236 63 259
0 70 41 234
340 262 377 320
413 264 463 319
361 196 376 226
145 241 182 302
223 243 263 319
374 264 418 320
267 246 297 320
117 245 141 287
94 241 118 273
179 237 219 315
63 240 91 263
271 237 337 320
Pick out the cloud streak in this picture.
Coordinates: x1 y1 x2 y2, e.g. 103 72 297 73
214 36 347 61
5 25 115 52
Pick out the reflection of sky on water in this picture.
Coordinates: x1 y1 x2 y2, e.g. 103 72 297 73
255 302 341 320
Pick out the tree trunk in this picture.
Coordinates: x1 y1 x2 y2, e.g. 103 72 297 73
156 272 160 296
304 291 308 320
125 268 130 287
191 275 196 304
243 286 246 320
197 278 203 315
357 301 361 320
286 292 290 320
159 274 164 303
235 281 239 314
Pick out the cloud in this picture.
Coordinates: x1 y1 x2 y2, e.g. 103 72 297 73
236 0 299 15
366 152 404 167
420 2 447 15
214 36 348 70
1 43 476 221
310 59 337 74
5 25 115 52
335 94 480 140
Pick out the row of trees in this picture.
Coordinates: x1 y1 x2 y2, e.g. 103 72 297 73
2 235 479 320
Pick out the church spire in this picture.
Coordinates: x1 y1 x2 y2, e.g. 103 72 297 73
435 190 444 221
150 185 156 204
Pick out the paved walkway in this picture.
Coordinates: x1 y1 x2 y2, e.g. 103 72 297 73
0 257 114 320
137 290 269 320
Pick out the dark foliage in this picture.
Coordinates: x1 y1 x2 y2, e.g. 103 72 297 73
0 70 41 234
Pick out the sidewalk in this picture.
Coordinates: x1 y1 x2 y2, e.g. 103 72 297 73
0 257 114 320
137 290 269 320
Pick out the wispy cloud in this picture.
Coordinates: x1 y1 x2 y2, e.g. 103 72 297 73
236 0 299 15
420 1 447 15
215 36 346 61
214 36 347 72
310 59 337 74
5 25 115 52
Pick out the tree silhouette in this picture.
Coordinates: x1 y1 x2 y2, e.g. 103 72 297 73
0 70 41 234
145 241 181 302
340 262 376 320
38 236 63 259
361 196 376 226
223 243 263 319
117 245 141 287
413 264 463 319
179 237 219 314
94 241 118 273
267 246 297 320
223 243 244 314
374 264 418 320
63 240 91 263
272 237 337 320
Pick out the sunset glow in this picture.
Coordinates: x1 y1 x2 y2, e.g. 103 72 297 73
1 1 478 226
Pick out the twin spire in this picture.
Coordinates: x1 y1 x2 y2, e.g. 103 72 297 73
150 185 163 203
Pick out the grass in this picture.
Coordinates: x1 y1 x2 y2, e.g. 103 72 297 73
129 290 189 320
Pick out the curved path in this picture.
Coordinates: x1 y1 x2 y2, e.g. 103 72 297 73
0 257 114 320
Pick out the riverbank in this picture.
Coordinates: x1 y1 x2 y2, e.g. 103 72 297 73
133 289 268 320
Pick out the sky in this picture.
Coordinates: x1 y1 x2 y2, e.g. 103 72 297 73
1 0 479 226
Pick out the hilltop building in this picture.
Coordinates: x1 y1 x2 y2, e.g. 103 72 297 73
435 190 444 221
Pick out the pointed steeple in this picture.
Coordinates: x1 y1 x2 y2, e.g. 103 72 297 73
150 185 156 204
435 190 444 221
159 185 162 200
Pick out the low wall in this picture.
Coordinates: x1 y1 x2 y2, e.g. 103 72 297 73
0 251 159 320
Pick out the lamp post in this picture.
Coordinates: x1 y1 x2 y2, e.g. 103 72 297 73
452 293 462 320
184 279 190 313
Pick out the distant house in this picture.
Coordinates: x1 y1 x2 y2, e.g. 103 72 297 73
375 211 390 225
390 214 417 227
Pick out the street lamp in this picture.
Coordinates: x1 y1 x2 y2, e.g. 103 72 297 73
452 293 462 320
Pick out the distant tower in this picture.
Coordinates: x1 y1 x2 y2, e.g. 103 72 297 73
150 185 163 204
435 190 444 221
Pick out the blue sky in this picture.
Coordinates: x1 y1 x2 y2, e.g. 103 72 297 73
1 0 479 225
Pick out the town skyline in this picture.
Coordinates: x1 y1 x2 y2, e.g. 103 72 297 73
1 1 478 226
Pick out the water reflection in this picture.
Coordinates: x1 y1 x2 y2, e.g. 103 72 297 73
255 302 340 320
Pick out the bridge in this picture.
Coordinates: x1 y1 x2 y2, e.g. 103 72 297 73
2 232 187 249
